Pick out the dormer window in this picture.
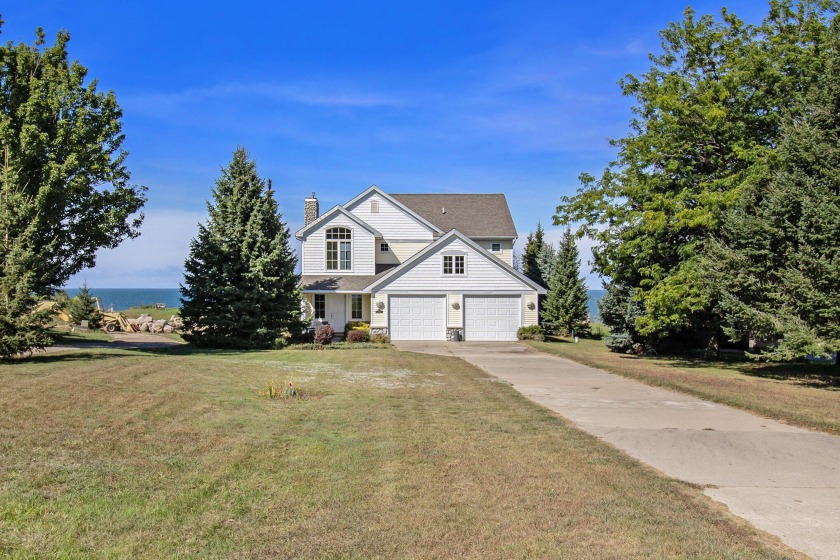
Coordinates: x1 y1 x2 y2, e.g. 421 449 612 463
491 243 501 252
380 242 390 252
326 227 352 270
443 254 465 275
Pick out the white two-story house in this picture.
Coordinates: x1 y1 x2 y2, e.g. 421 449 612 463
295 185 546 341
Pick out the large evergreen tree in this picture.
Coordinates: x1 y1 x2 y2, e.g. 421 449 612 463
553 1 836 351
704 14 840 362
0 147 51 359
180 149 303 349
0 18 145 356
542 229 590 336
0 19 146 294
521 223 547 287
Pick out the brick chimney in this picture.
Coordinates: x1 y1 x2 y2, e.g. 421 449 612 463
304 192 319 226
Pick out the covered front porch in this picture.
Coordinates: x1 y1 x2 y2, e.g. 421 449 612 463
302 292 371 332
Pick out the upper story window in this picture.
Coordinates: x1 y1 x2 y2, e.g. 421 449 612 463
370 200 379 213
443 254 465 275
380 242 390 252
326 227 352 271
491 243 501 252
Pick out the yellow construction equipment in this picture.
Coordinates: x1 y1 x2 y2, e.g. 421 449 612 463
36 300 72 323
101 312 138 333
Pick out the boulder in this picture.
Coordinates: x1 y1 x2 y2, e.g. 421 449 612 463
163 325 174 334
139 322 150 332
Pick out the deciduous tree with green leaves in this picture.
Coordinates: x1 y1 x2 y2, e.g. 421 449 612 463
554 1 837 354
542 229 590 336
180 149 303 349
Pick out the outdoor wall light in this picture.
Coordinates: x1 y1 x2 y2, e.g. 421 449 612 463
526 301 536 310
376 301 386 312
451 301 460 310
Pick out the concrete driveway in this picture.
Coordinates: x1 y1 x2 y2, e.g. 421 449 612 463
395 340 840 560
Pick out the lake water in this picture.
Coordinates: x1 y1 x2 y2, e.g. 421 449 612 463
64 288 182 311
64 287 608 317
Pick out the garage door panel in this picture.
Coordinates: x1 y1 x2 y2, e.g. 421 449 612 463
390 296 446 340
465 296 521 341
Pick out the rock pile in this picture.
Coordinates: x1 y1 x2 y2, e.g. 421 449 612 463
127 314 184 334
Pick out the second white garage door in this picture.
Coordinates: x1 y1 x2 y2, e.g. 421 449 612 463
389 295 446 340
464 296 521 341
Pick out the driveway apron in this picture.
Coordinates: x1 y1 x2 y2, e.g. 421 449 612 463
395 340 840 560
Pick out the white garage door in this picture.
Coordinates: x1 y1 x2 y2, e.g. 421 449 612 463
389 296 446 340
464 296 521 341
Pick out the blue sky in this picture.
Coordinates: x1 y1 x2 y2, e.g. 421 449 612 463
4 1 769 288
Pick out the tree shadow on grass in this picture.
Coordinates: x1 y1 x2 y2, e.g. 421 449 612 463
541 336 840 392
632 352 840 391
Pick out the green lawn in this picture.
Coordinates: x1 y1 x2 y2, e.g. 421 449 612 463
530 337 840 435
48 324 113 343
0 346 800 559
121 306 180 320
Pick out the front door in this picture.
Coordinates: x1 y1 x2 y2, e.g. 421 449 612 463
327 294 346 331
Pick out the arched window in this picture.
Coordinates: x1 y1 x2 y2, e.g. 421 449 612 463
326 227 352 270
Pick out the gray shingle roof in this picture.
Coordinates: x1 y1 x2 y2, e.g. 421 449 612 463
300 264 397 292
391 194 517 237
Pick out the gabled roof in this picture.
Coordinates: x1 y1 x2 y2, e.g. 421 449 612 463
391 194 517 238
343 185 444 235
294 205 382 239
364 229 547 294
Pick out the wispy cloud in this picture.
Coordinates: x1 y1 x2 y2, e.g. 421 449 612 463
578 39 649 57
123 82 403 115
67 209 206 288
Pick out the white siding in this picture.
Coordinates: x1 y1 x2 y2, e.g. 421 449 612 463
447 293 462 327
522 293 538 326
390 242 430 263
377 238 531 292
347 192 435 240
375 238 400 265
301 213 375 275
476 239 514 267
370 293 387 327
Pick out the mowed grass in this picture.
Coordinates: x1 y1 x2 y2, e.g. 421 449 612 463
0 347 801 559
121 306 180 320
530 338 840 435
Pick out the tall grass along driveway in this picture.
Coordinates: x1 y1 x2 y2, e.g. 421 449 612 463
0 346 802 558
529 338 840 436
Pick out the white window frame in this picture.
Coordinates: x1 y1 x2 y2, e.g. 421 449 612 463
351 294 363 320
314 294 326 319
442 254 465 275
379 242 390 252
326 227 352 271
